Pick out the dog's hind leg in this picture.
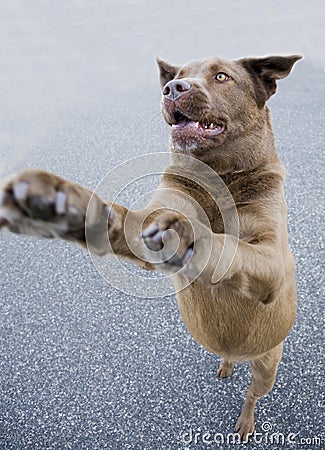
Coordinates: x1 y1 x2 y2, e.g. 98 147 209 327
235 341 283 441
217 359 234 378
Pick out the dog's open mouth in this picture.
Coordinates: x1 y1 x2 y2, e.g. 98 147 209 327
171 111 225 137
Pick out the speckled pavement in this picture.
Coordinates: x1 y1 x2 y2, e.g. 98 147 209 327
0 2 324 449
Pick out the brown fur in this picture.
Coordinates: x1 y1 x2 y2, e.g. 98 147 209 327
0 54 301 441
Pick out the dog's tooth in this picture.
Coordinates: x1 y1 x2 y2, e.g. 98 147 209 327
209 123 214 129
195 122 199 128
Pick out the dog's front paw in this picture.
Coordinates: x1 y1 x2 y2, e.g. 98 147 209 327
142 213 194 270
0 169 110 252
141 212 212 278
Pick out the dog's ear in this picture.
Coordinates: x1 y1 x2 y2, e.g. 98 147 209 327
156 57 180 89
239 55 302 107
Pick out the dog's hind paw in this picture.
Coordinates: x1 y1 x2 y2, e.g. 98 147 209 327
217 359 234 378
235 413 255 442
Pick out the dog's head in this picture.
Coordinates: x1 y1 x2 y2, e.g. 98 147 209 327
157 55 301 162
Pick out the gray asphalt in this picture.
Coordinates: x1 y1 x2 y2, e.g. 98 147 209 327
0 1 324 449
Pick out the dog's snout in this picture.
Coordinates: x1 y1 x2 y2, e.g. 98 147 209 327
163 79 192 100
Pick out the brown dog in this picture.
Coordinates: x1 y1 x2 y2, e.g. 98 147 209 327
0 54 301 441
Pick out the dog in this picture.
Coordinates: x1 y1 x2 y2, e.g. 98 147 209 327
0 54 301 441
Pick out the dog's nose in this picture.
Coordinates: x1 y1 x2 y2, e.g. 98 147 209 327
163 79 192 100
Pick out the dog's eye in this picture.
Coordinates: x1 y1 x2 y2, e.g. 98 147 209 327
215 72 229 82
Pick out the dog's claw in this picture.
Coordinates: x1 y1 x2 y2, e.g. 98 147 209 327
143 229 165 252
55 191 67 214
13 181 29 202
181 244 193 265
141 223 159 238
151 230 165 243
108 206 115 223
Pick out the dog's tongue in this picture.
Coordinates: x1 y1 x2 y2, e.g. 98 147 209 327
172 118 198 129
